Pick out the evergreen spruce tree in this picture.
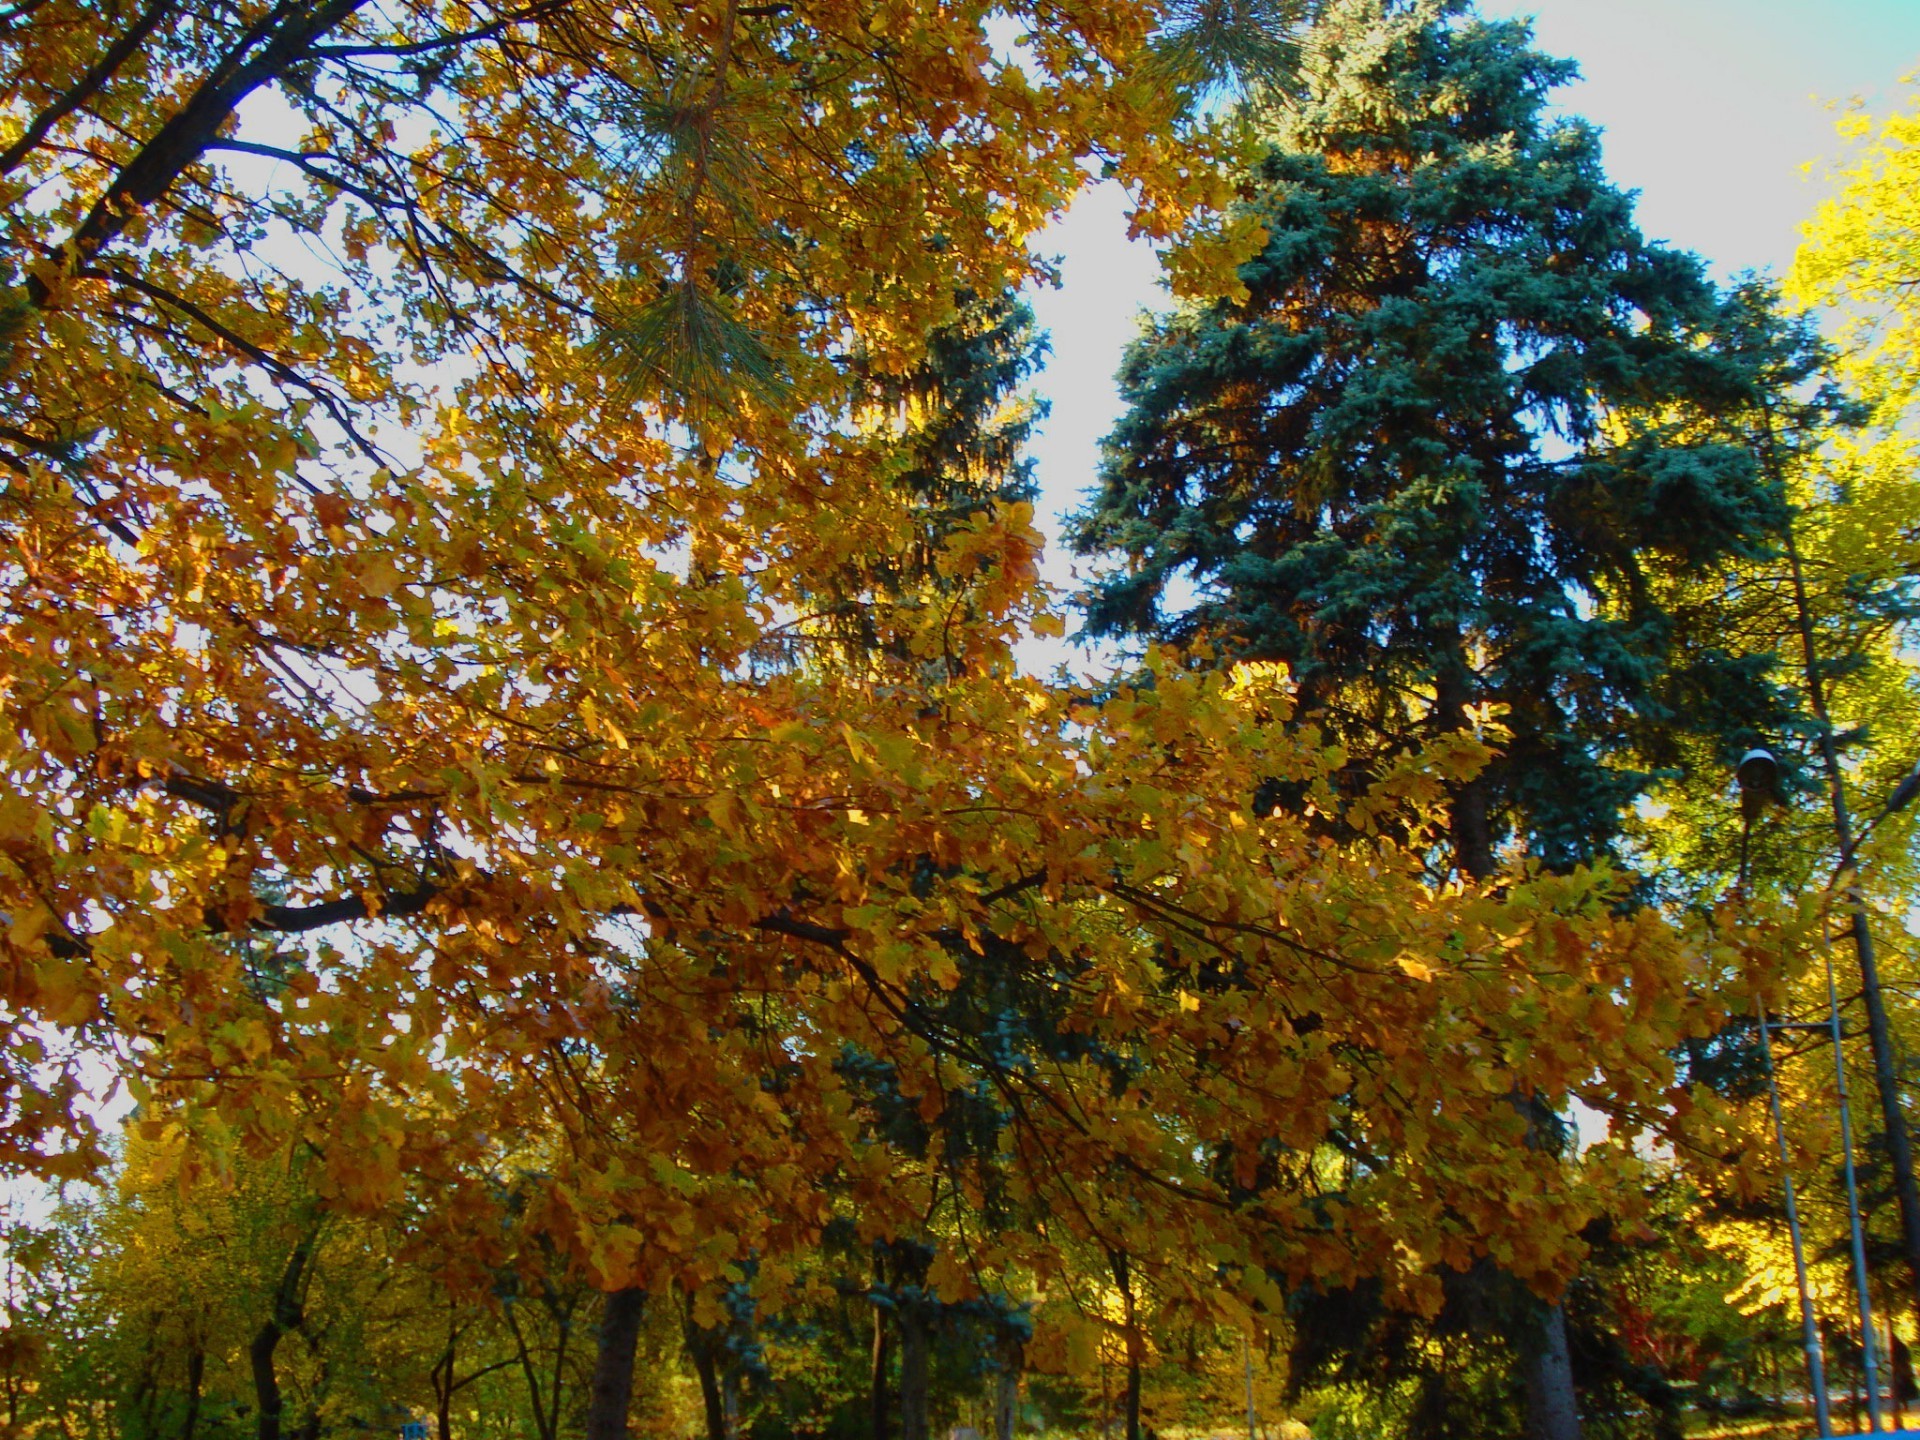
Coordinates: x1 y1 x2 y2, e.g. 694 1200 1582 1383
1070 3 1844 1437
1071 0 1833 877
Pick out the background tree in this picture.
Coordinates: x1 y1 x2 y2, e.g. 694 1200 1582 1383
1074 0 1833 872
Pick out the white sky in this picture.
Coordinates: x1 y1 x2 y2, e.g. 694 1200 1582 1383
1021 0 1920 623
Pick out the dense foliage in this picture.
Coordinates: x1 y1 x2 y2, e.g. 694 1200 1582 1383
1 0 1917 1437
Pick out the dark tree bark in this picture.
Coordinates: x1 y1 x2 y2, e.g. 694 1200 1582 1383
870 1300 893 1440
585 1286 648 1440
1435 662 1494 885
183 1338 205 1440
993 1334 1023 1440
251 1228 317 1440
682 1292 730 1440
890 1243 933 1440
691 1351 721 1440
1520 1304 1581 1440
723 1365 743 1440
503 1281 579 1440
22 0 374 312
1109 1252 1142 1440
898 1309 929 1440
431 1328 456 1440
1893 1329 1916 1425
129 1316 161 1437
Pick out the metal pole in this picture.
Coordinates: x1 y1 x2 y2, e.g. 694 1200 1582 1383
1759 993 1835 1437
1823 923 1885 1430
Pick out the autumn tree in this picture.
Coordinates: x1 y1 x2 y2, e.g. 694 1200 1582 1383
0 0 1234 1325
1781 76 1920 1335
0 5 1777 1439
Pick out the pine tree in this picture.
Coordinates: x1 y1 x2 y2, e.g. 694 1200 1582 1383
1070 0 1836 878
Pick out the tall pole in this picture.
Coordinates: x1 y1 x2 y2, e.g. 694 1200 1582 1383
1823 924 1884 1430
1758 993 1834 1438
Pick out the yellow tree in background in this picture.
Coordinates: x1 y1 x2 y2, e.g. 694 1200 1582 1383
1797 84 1920 420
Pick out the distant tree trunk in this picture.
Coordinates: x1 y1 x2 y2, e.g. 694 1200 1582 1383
1109 1252 1142 1440
890 1243 932 1440
585 1287 647 1440
993 1336 1023 1440
250 1311 285 1440
251 1227 317 1440
689 1332 725 1440
431 1328 456 1440
683 1287 732 1440
1520 1304 1581 1440
898 1312 929 1440
870 1284 893 1440
898 1305 930 1440
1492 988 1583 1440
289 1408 319 1440
1436 663 1495 885
1847 1317 1863 1432
1894 1329 1916 1425
131 1314 163 1436
502 1309 553 1440
183 1339 205 1440
723 1364 743 1440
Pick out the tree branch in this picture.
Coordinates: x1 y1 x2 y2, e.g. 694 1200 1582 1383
27 0 372 309
0 0 178 178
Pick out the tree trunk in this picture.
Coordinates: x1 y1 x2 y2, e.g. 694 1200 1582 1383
689 1331 726 1440
1109 1252 1142 1440
293 1378 326 1440
1848 900 1920 1312
1435 661 1494 884
1894 1329 1915 1424
503 1306 555 1440
899 1306 929 1440
683 1288 733 1440
251 1229 316 1440
183 1340 204 1440
1504 1091 1583 1440
432 1334 455 1440
870 1291 893 1440
723 1364 743 1440
890 1242 932 1440
1521 1304 1582 1440
1440 644 1583 1440
585 1287 647 1440
993 1336 1022 1440
250 1315 285 1440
